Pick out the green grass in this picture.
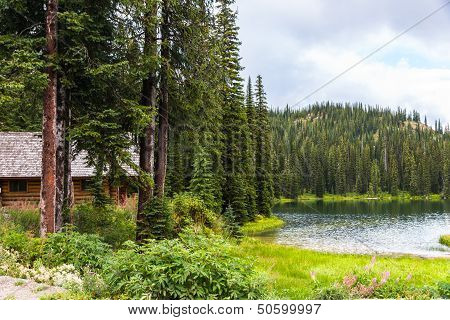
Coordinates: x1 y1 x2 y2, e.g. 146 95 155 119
440 235 450 247
287 192 444 202
239 238 450 299
241 215 285 235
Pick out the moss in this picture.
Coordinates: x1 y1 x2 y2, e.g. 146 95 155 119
241 215 285 235
439 235 450 247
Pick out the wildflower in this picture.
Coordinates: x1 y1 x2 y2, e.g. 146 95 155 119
364 256 377 271
342 275 357 288
380 271 390 285
406 274 412 281
310 271 317 282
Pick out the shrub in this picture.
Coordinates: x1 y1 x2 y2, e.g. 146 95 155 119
0 229 43 264
137 197 174 240
439 235 450 247
102 231 268 300
42 229 112 272
73 203 136 248
170 193 221 234
0 246 82 290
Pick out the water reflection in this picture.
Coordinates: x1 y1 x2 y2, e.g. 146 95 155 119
261 200 450 257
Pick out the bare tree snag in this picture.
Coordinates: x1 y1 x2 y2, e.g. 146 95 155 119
40 0 58 237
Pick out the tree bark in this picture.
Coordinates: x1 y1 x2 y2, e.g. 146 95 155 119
136 0 158 242
55 79 65 231
154 0 170 198
63 95 73 220
40 0 58 237
137 0 158 211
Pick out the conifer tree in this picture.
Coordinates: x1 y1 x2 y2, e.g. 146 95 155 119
254 75 273 215
443 144 450 199
389 156 399 196
216 0 249 223
190 145 219 212
369 160 381 196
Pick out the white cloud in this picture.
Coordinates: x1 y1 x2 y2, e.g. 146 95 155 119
235 0 450 124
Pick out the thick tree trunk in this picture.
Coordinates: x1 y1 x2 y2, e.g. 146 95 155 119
136 1 158 242
154 0 170 198
40 0 58 237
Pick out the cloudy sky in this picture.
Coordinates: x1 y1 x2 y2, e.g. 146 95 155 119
234 0 450 125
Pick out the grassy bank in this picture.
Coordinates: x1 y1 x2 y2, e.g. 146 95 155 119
440 235 450 247
239 238 450 299
282 192 445 202
241 215 285 235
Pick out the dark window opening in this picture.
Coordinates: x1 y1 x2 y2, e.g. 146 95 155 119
81 180 91 191
10 180 27 193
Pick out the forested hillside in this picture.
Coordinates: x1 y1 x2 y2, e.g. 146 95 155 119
271 103 450 199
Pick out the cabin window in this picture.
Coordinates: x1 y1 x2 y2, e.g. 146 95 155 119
9 180 27 193
81 180 91 191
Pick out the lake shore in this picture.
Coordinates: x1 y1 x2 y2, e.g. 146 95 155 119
275 193 445 203
241 212 450 299
239 238 450 299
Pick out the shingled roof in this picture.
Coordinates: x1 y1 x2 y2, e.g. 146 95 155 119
0 132 139 178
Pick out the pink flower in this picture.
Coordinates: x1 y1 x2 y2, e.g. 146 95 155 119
342 275 357 288
365 256 377 271
406 274 412 281
380 271 391 285
310 271 317 281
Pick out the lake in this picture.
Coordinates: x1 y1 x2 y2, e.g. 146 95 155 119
261 200 450 257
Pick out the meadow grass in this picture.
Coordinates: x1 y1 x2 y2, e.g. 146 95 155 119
241 215 285 235
239 238 450 299
440 235 450 247
289 192 444 202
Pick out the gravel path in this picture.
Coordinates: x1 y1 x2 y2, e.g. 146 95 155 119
0 276 65 300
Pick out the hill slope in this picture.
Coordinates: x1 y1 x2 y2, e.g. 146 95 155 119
270 102 450 198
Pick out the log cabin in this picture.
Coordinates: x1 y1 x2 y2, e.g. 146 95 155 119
0 132 138 207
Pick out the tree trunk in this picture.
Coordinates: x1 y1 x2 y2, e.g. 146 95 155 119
154 0 170 198
55 79 65 231
63 93 73 222
40 0 58 237
137 1 158 210
136 0 158 242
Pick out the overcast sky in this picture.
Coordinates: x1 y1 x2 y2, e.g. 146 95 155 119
234 0 450 125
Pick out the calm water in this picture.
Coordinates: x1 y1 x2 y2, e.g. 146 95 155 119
261 200 450 257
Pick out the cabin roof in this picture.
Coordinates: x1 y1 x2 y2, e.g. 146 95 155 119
0 132 139 178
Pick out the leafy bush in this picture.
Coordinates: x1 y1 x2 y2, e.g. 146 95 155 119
0 229 43 264
437 281 450 299
73 203 136 248
439 235 450 247
0 246 83 290
42 229 112 272
170 193 221 234
102 231 268 300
